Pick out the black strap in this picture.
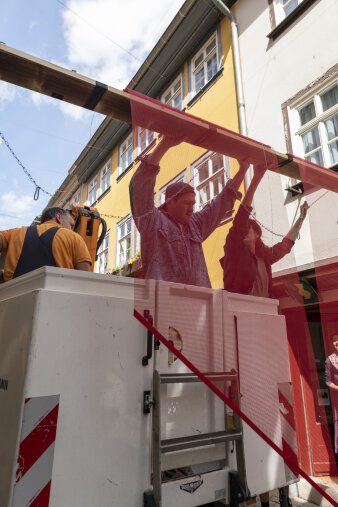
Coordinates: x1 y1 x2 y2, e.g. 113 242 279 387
13 226 59 279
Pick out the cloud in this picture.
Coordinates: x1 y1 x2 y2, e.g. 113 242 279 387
0 191 41 228
0 82 18 109
25 0 184 121
57 0 184 118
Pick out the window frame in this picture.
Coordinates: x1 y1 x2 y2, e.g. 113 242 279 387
64 187 82 210
161 74 184 110
191 151 230 212
288 79 338 169
95 229 110 274
98 159 112 197
87 174 98 206
273 0 304 23
188 30 222 103
268 0 318 40
115 215 133 268
118 133 133 177
136 127 156 156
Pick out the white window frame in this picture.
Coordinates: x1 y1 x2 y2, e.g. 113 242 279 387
189 31 221 100
158 170 188 206
87 174 98 206
274 0 304 23
64 187 82 210
115 215 133 267
192 151 230 212
95 230 110 274
161 74 184 110
288 77 338 169
118 133 133 176
71 187 82 206
98 159 111 197
134 225 141 257
136 127 155 156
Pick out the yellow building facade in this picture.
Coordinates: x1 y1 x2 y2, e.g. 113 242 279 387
50 8 243 288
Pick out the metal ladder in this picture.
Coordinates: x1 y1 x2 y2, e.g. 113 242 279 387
144 369 250 507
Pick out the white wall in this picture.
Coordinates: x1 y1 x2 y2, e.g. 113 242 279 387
235 0 338 269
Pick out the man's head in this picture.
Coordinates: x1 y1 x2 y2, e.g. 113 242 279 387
332 334 338 354
161 181 195 225
243 218 262 248
40 207 75 230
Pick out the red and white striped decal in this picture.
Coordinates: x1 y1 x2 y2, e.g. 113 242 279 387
12 395 60 507
278 382 298 468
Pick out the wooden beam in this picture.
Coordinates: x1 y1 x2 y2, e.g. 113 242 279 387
0 43 131 123
0 43 337 192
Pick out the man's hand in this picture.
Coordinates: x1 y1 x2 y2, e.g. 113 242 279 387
160 135 186 149
300 201 309 220
75 261 91 272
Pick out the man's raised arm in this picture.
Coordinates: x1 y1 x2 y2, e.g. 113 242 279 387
129 136 183 231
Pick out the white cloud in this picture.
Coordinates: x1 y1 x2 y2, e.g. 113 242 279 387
57 0 184 118
0 82 18 109
30 90 56 108
0 191 40 227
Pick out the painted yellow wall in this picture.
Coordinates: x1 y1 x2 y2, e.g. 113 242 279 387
80 15 243 287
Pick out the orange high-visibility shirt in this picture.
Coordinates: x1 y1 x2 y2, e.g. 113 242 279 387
0 220 92 281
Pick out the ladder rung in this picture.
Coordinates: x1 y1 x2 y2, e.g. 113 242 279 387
160 430 242 453
160 372 238 384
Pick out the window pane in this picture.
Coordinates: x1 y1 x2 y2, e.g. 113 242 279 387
211 152 223 173
127 147 133 166
194 53 203 69
126 237 131 260
321 85 338 111
195 68 205 93
283 0 299 16
199 184 210 206
305 149 323 166
126 220 132 234
197 161 209 183
120 224 125 238
328 140 338 165
207 53 217 81
173 94 182 109
324 113 338 141
173 81 181 94
164 91 171 104
213 173 225 196
206 39 216 55
299 101 316 126
301 126 321 153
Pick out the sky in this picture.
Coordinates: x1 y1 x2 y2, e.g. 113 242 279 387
0 0 185 230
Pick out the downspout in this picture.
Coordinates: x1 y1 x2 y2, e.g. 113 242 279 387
210 0 251 189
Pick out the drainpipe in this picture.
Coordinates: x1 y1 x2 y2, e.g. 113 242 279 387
210 0 251 189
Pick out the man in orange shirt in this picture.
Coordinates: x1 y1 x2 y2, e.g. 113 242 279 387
0 207 92 282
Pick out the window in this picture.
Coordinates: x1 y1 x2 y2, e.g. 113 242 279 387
190 32 220 98
274 0 304 22
116 216 132 267
64 187 82 210
158 171 187 205
192 152 230 211
118 133 133 176
161 75 184 110
137 127 155 155
71 188 82 205
290 82 338 167
87 175 98 206
95 230 110 274
99 159 111 197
